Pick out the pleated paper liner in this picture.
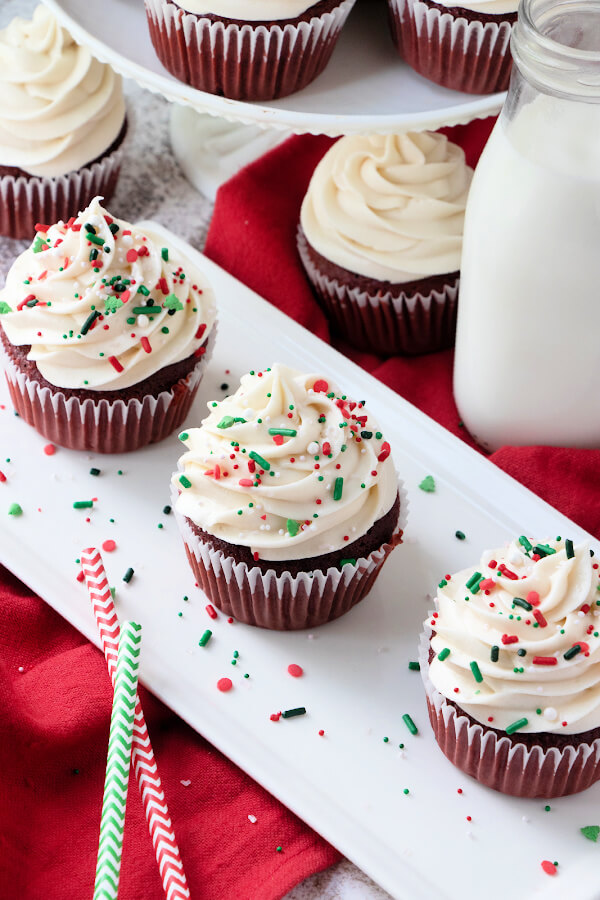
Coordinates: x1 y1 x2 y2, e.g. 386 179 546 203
419 628 600 798
175 481 408 630
387 0 515 94
144 0 356 101
297 227 459 356
0 139 124 241
2 346 211 454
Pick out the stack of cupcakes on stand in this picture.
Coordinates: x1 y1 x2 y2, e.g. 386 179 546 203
0 5 127 238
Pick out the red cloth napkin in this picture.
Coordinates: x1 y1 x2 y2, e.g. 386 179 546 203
4 115 600 900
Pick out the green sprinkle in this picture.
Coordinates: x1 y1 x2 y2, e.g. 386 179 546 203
506 717 528 735
340 558 356 568
470 661 483 683
8 503 22 517
89 467 101 476
419 475 436 492
233 650 239 659
287 519 300 537
86 232 104 246
73 500 93 509
581 825 600 842
104 296 123 314
163 505 172 515
276 847 283 853
403 788 410 795
455 530 466 540
402 714 418 736
565 539 575 559
133 306 162 315
333 477 344 501
110 587 116 601
408 661 420 671
490 645 499 662
438 579 448 588
282 707 306 718
177 611 183 617
199 629 212 647
217 416 236 429
179 475 192 489
466 571 483 593
249 451 270 471
161 327 170 334
164 293 183 311
513 597 533 611
268 428 297 437
137 285 150 296
534 543 556 557
545 805 551 812
161 247 169 261
437 648 450 662
80 309 100 335
178 432 189 442
564 644 582 660
126 317 136 325
518 535 533 552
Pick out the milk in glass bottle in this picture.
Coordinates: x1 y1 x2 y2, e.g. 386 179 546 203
454 0 600 450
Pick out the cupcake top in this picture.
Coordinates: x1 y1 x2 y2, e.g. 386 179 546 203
174 1 318 20
433 0 518 13
428 537 600 736
0 5 125 177
174 364 398 561
0 197 216 391
300 131 473 284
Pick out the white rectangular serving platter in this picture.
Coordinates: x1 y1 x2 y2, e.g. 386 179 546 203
1 223 599 900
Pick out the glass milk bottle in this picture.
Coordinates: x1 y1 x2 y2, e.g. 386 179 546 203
454 0 600 450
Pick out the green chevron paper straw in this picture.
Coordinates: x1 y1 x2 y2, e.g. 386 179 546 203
93 621 142 900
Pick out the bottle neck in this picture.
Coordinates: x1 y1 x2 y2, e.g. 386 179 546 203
511 0 600 102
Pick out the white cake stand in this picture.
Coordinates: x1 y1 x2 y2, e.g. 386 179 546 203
43 0 505 198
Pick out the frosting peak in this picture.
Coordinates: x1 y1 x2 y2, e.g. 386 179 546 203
0 197 216 390
0 5 125 177
300 131 473 283
428 537 600 735
174 364 398 560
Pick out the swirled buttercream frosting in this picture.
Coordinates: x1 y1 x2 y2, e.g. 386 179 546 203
174 1 318 20
0 5 125 177
433 0 518 14
300 131 473 283
428 537 600 735
174 364 398 560
0 197 216 390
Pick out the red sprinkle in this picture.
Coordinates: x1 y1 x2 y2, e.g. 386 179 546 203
318 729 325 736
34 223 49 232
287 664 303 678
270 712 281 722
76 570 85 583
205 604 218 619
377 441 391 463
499 564 518 580
126 248 138 263
159 277 169 294
541 861 557 876
502 634 519 645
43 443 56 456
532 656 557 666
227 617 234 624
272 434 284 445
239 478 254 487
195 323 206 340
533 609 548 627
140 336 152 354
322 442 331 456
580 604 591 614
313 379 329 393
102 540 117 553
527 590 540 606
488 559 497 568
0 471 6 483
108 356 124 373
217 678 233 693
479 578 495 591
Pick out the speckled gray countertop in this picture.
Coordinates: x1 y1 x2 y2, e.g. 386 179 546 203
0 2 394 898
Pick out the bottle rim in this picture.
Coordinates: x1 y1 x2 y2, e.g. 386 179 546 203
518 0 600 60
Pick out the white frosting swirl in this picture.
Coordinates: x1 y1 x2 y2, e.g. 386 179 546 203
174 1 315 20
300 132 473 283
0 197 216 391
174 364 399 561
0 5 125 177
433 0 518 14
428 538 600 735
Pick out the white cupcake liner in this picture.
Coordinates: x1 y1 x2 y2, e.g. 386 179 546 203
173 479 408 630
419 625 600 797
1 339 212 454
388 0 514 94
145 0 356 101
0 139 124 240
297 226 459 355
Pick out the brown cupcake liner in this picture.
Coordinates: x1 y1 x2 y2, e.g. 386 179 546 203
419 628 600 798
175 481 408 630
387 0 514 94
0 140 124 241
297 226 459 356
2 348 211 454
144 0 356 101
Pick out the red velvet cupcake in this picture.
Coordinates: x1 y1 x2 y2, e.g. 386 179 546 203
173 364 407 629
144 0 357 101
421 537 600 797
0 197 216 453
387 0 518 94
299 131 472 356
0 6 126 239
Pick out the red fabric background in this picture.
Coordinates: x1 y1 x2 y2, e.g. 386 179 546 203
3 115 600 900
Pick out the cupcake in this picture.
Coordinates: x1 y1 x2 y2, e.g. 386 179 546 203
422 536 600 797
0 197 216 453
298 132 472 356
0 6 126 240
172 364 406 629
387 0 518 94
144 0 357 102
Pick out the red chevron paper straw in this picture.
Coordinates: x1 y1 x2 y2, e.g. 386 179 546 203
81 548 190 900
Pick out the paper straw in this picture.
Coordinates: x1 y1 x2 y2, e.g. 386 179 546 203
81 548 190 900
94 620 141 900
